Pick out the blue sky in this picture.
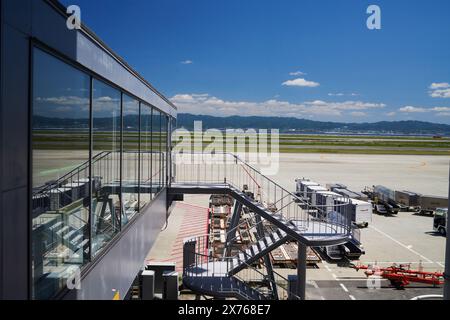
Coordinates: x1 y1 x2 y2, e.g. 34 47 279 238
61 0 450 123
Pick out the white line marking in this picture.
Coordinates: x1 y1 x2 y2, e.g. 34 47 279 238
336 278 387 282
320 296 326 300
311 281 319 289
361 261 438 265
324 265 331 272
349 295 356 300
437 262 445 268
340 283 349 293
369 225 433 263
332 273 338 279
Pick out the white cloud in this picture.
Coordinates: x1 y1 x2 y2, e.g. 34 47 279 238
399 106 427 113
328 93 360 97
431 107 450 112
171 93 385 118
430 82 450 89
37 96 89 106
289 70 306 76
399 105 450 115
386 112 396 117
350 112 367 117
181 60 193 65
282 78 320 88
436 112 450 117
430 88 450 98
429 82 450 98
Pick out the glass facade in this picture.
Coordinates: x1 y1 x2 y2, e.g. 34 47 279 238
122 95 140 225
31 48 173 299
140 104 153 207
91 80 122 256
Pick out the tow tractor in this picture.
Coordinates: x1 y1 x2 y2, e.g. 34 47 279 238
351 263 444 289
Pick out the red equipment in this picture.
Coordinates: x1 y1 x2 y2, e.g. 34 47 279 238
352 263 444 289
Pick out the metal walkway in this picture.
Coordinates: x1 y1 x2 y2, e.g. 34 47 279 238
169 183 351 247
171 152 354 300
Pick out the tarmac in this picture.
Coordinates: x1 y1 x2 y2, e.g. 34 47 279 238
148 153 448 300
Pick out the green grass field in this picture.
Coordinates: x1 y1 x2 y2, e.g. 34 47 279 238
33 130 450 156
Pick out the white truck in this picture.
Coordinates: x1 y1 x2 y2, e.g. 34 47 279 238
335 198 372 228
349 199 373 228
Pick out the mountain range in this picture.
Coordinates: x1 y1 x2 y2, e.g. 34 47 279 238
33 114 450 135
177 114 450 135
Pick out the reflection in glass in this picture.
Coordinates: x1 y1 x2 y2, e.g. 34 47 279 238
122 96 140 225
161 114 168 189
152 110 162 194
92 80 121 256
140 105 152 207
31 49 172 299
32 48 90 299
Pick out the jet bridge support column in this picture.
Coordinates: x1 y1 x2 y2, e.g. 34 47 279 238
297 242 307 300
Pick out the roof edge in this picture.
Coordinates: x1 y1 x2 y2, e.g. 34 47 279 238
45 0 177 112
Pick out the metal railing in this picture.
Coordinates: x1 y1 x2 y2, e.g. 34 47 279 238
173 152 352 238
183 235 300 300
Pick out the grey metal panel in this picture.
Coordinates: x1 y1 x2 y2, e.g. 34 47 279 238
0 0 4 300
77 32 170 115
0 19 30 300
75 33 176 117
31 0 78 59
73 190 167 300
1 24 29 191
1 187 29 299
3 0 32 35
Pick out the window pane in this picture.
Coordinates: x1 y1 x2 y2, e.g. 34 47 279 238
92 80 121 256
140 105 152 208
152 110 162 194
122 95 140 225
32 48 90 299
161 114 168 188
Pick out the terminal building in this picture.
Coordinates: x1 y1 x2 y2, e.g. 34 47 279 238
0 0 176 299
0 0 354 301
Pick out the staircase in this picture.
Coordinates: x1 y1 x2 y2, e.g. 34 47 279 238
44 219 90 255
184 274 269 300
173 152 354 300
228 229 289 275
172 183 351 247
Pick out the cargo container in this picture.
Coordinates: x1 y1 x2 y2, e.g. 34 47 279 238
326 183 347 191
315 191 342 212
333 188 368 201
295 179 320 198
373 185 396 203
395 190 420 209
305 185 328 204
420 195 449 215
